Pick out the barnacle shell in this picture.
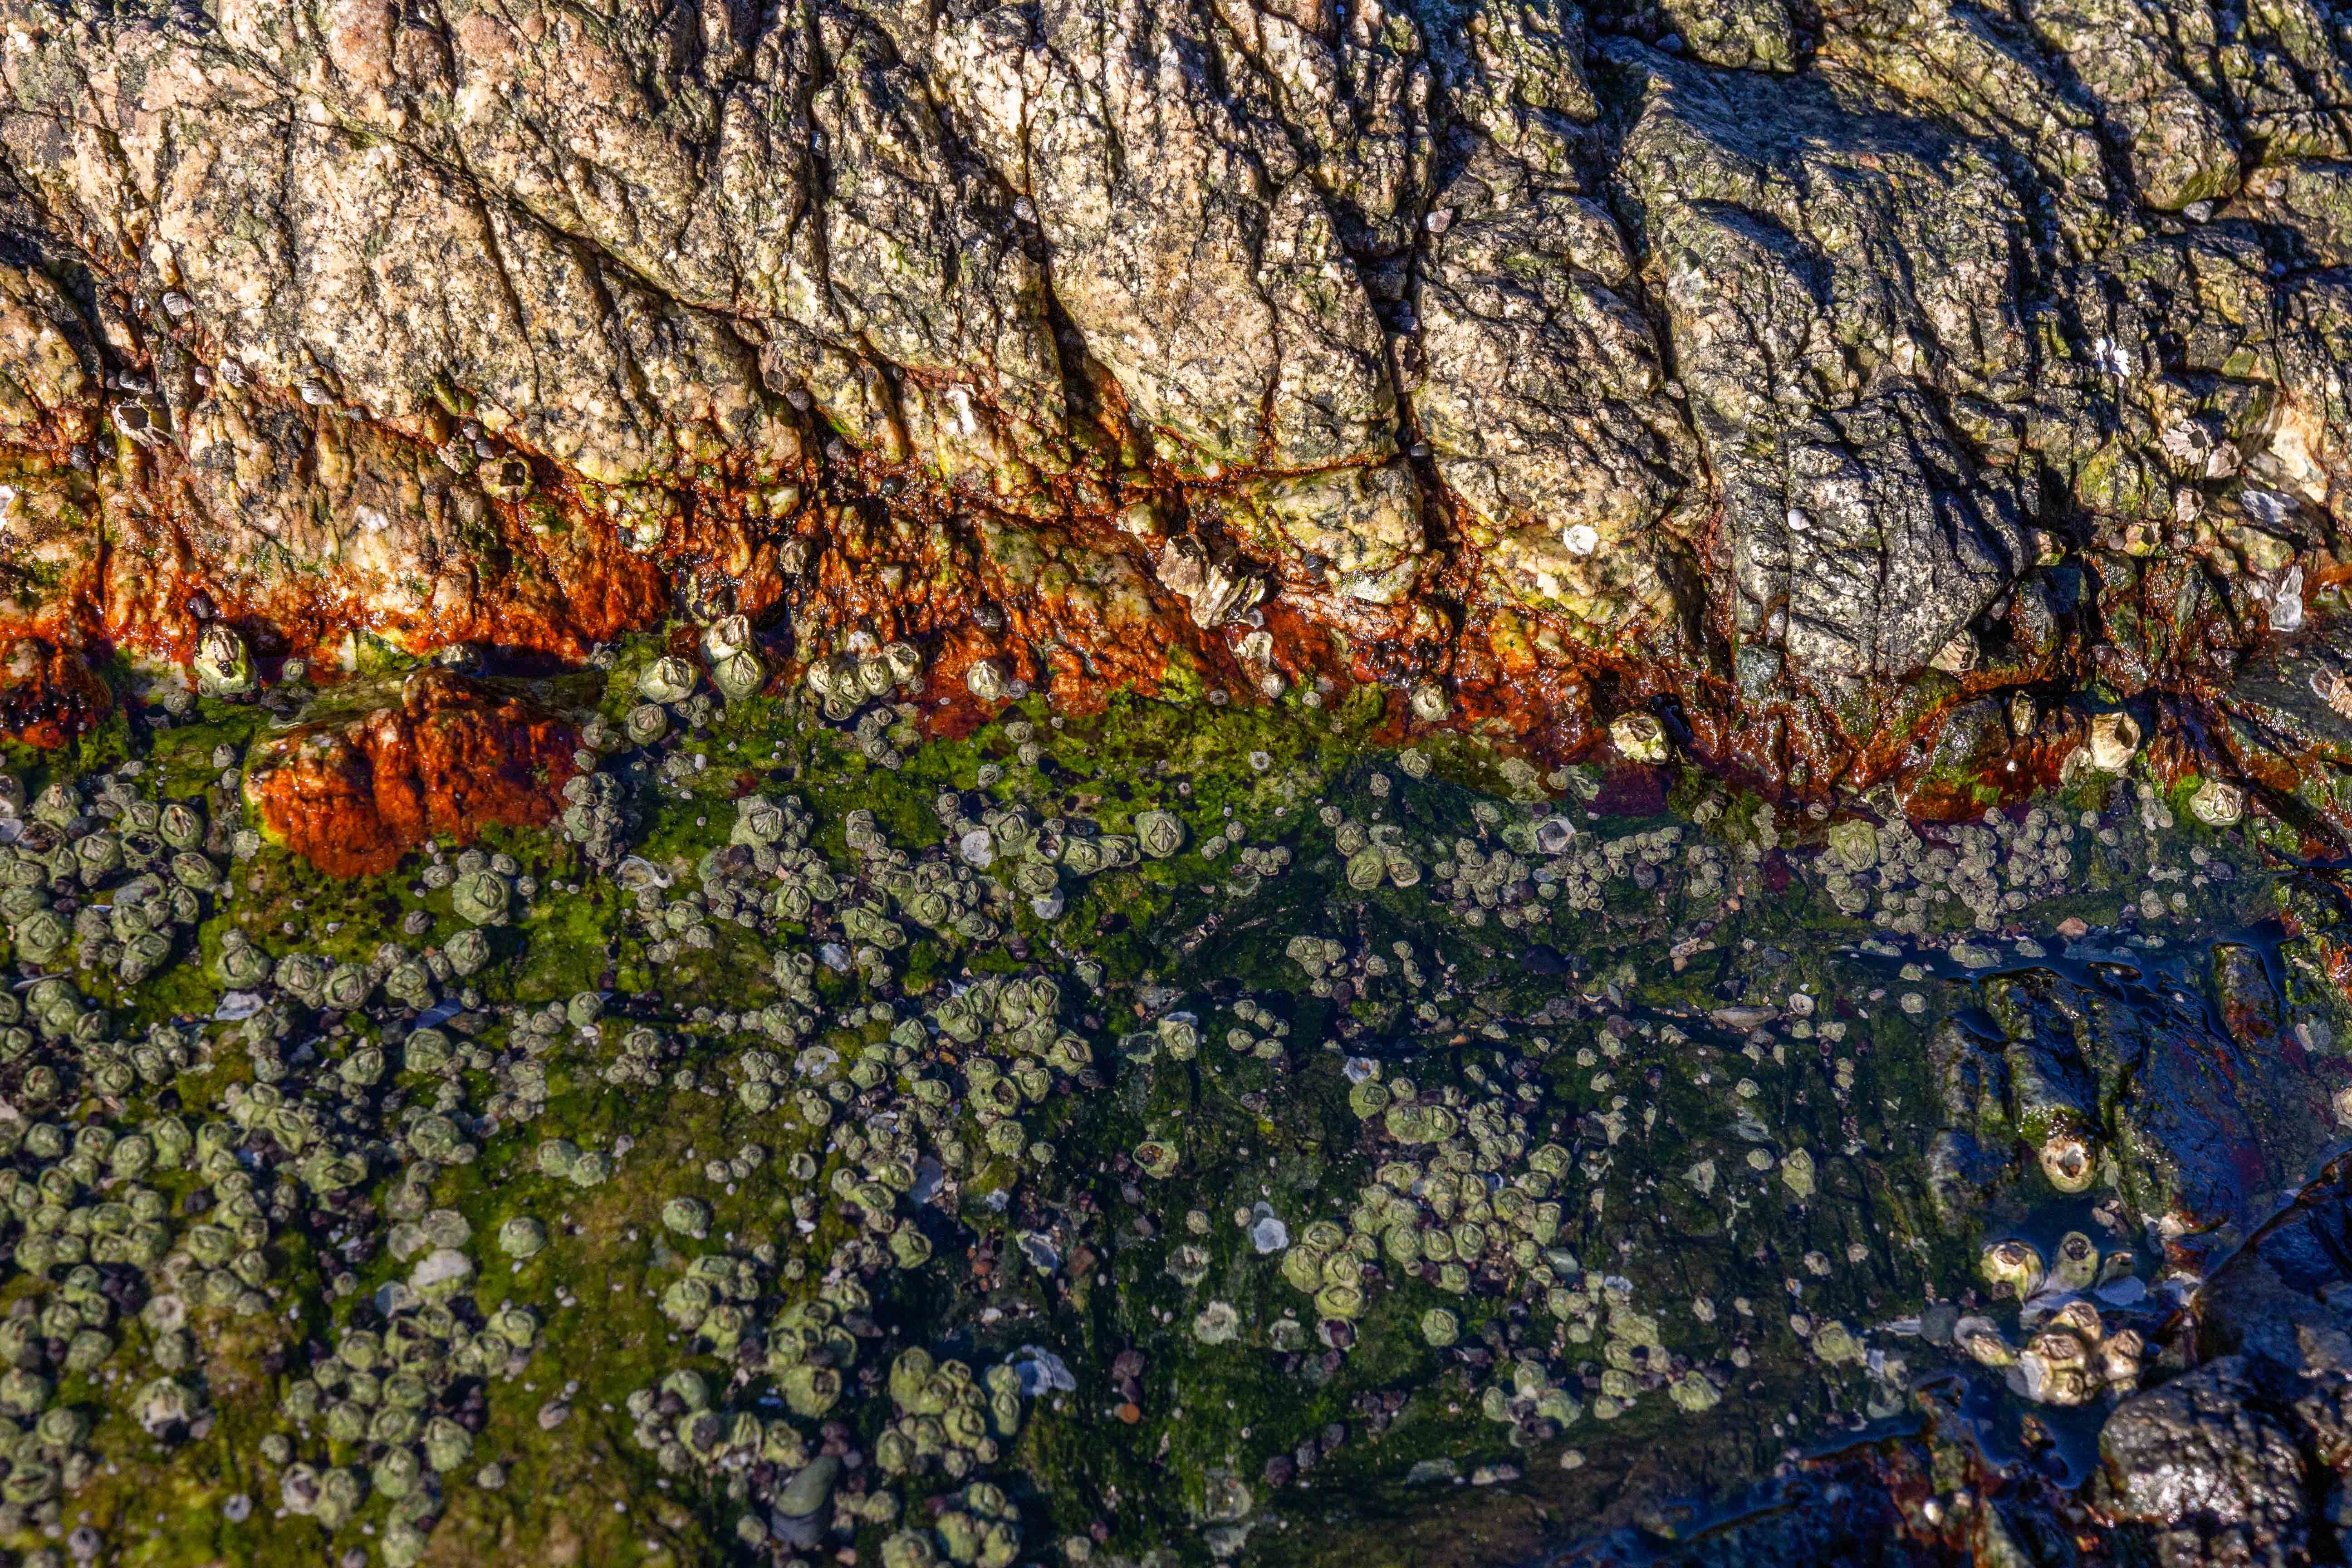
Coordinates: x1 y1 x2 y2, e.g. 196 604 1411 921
1135 810 1185 858
193 625 255 699
498 1217 547 1258
1980 1239 2046 1298
626 703 670 745
638 656 698 704
451 870 511 926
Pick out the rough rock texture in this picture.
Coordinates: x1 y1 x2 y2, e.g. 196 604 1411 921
2092 1156 2352 1568
0 0 2350 789
2101 1356 2314 1568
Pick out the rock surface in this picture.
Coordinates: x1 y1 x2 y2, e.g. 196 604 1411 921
0 0 2349 794
2100 1357 2314 1568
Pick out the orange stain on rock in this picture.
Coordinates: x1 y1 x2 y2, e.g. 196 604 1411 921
244 669 579 877
0 629 110 747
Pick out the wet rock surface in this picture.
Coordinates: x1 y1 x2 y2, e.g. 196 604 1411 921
0 628 2323 1564
2099 1357 2310 1567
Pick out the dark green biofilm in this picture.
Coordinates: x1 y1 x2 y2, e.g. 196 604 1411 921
0 622 2332 1568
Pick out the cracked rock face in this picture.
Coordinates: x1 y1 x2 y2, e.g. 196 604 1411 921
0 0 2349 789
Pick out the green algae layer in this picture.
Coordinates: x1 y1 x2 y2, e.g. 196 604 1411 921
0 639 2338 1568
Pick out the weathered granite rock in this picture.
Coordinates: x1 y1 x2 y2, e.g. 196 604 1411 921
1659 0 1795 72
1409 141 1697 640
0 0 2347 803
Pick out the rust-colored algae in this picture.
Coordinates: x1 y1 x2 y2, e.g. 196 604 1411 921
242 669 578 876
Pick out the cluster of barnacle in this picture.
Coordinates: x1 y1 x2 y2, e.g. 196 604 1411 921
247 1002 562 1565
1814 810 2087 935
2107 779 2247 923
659 1247 765 1351
1201 820 1295 899
1280 935 1351 996
1205 995 1290 1061
549 792 1121 1553
209 941 772 1566
1430 829 1545 927
616 794 837 969
1323 804 1423 894
0 1101 215 1533
30 639 1775 1556
786 638 929 769
1522 823 1700 921
533 1134 617 1188
997 716 1051 772
600 1017 695 1092
1442 1276 1727 1445
608 638 1194 989
612 778 1166 980
462 997 585 1126
598 619 811 816
867 841 993 943
815 1116 944 1273
619 1273 1035 1567
931 977 1101 1154
1284 934 1445 1024
269 928 485 1018
1285 1173 1705 1440
627 653 726 748
276 1283 542 1565
621 823 813 968
0 632 1287 1561
0 770 241 982
1281 1066 1573 1306
1472 1351 1586 1435
0 758 555 1553
555 759 631 868
1543 1279 1726 1417
1318 778 1738 934
875 1478 1023 1568
1942 1235 2146 1406
0 952 544 1558
1240 1026 1727 1433
628 1363 825 1489
0 729 907 1549
0 981 102 1114
802 638 925 725
233 847 520 1016
875 1348 1025 1483
848 703 922 773
936 795 1176 921
0 940 569 1561
1289 1132 1568 1306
